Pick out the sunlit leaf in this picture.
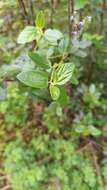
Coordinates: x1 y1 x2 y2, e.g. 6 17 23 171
36 11 45 29
75 0 88 10
17 26 38 44
53 63 75 85
44 29 63 45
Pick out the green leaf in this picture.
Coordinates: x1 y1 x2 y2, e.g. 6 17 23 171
0 64 21 80
74 124 101 137
59 37 70 53
71 67 80 85
36 11 45 29
53 63 75 85
29 52 51 69
50 85 60 100
17 70 48 88
57 86 69 106
75 0 88 10
44 29 63 45
32 88 50 100
17 26 38 44
89 126 101 136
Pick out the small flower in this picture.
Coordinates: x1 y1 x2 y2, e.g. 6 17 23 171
87 16 92 22
79 21 84 27
70 15 74 21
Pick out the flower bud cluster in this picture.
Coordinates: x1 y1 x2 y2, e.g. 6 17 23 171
70 14 92 36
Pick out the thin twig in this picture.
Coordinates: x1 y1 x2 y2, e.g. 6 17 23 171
49 53 67 59
18 0 30 24
4 79 16 82
29 0 35 25
76 138 103 154
50 0 54 27
99 0 106 34
90 145 104 187
0 185 10 190
37 155 52 165
86 46 96 85
68 0 74 39
76 141 92 154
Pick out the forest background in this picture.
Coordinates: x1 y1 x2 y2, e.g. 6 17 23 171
0 0 107 190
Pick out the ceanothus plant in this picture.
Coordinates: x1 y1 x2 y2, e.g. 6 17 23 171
16 11 75 101
0 10 91 103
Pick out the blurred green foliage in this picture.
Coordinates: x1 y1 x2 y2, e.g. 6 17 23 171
4 137 106 190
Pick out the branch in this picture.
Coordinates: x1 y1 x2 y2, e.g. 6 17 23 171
4 79 15 82
86 46 96 85
50 0 54 27
18 0 30 24
99 0 106 34
71 0 74 14
76 138 103 154
68 0 74 39
29 0 35 25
